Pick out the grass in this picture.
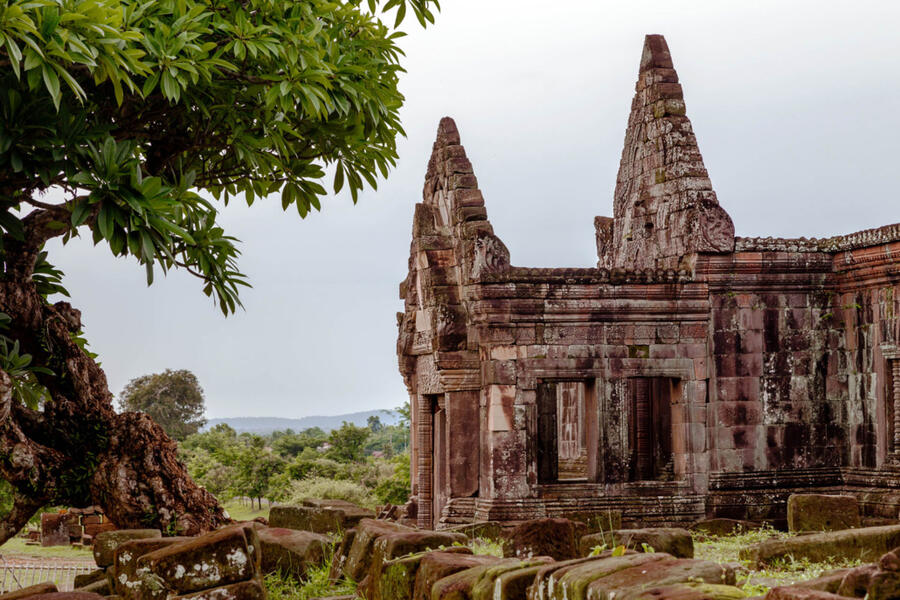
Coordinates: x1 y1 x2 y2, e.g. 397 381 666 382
221 499 270 522
0 537 93 561
263 537 356 600
693 525 863 597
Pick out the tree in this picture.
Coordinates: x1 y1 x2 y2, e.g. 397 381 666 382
327 421 370 463
367 415 383 432
0 0 438 542
118 369 207 441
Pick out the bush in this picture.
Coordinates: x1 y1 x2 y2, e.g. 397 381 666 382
374 453 410 506
288 477 375 508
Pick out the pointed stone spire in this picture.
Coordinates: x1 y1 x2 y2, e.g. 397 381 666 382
598 35 734 270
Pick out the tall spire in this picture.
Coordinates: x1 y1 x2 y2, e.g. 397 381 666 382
598 35 734 270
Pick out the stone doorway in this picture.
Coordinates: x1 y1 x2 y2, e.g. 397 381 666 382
628 377 674 481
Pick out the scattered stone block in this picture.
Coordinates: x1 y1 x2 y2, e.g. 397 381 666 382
836 564 877 597
787 494 861 533
445 522 504 541
302 498 374 527
142 526 260 595
580 527 694 558
329 527 357 581
413 552 504 600
741 524 900 566
269 505 344 534
169 578 266 599
74 578 109 595
0 583 58 599
26 594 106 600
343 518 414 581
503 518 586 560
787 569 851 594
114 536 192 599
568 509 623 533
93 529 161 567
257 526 329 580
465 558 555 600
84 522 116 538
73 569 105 589
372 547 473 600
691 518 760 537
40 513 71 547
362 531 469 599
580 556 736 600
270 500 374 535
765 587 849 600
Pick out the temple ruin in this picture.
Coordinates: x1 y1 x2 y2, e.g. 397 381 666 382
396 34 900 530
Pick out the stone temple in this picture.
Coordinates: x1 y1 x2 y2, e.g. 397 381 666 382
396 34 900 530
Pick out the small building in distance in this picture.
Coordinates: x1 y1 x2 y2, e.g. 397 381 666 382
396 35 900 530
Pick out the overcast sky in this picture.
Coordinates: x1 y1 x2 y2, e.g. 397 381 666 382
45 1 900 418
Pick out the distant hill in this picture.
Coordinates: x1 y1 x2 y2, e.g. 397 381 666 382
204 409 401 434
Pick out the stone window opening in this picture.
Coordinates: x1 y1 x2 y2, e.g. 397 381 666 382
627 377 675 482
536 380 599 484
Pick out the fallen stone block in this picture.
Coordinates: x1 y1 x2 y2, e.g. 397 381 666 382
617 582 747 600
765 587 849 600
740 525 900 566
258 526 329 580
113 536 192 599
269 505 344 534
169 578 266 599
568 510 623 534
0 583 58 599
868 568 900 600
93 529 161 568
787 494 860 533
582 556 737 600
466 558 555 600
361 530 469 597
503 518 586 560
74 578 109 595
413 551 505 600
580 527 694 558
73 569 105 589
690 518 760 537
343 518 414 581
329 527 356 581
786 569 851 594
142 525 260 595
445 522 504 541
302 498 374 527
373 546 473 600
270 499 374 534
40 513 70 547
25 594 106 600
836 564 876 597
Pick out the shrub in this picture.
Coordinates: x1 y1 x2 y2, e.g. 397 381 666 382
288 477 375 508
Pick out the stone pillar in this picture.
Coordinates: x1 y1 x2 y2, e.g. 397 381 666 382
416 394 434 529
893 360 900 455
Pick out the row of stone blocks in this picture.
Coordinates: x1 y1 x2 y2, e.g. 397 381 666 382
324 516 738 600
0 519 330 600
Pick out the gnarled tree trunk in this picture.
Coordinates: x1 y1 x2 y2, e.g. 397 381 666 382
0 208 229 543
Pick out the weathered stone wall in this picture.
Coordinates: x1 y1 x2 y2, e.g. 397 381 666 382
398 34 900 529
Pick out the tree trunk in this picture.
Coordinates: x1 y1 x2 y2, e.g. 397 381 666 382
0 217 230 542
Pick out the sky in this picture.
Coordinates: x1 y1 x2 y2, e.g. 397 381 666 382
44 0 900 418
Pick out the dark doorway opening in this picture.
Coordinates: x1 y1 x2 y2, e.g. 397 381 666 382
628 377 674 481
536 380 598 484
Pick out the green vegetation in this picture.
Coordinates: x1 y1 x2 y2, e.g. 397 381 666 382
118 369 207 441
0 0 439 533
179 406 410 510
264 540 356 600
693 525 863 596
0 535 92 560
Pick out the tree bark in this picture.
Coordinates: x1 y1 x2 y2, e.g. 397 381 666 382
0 210 230 542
